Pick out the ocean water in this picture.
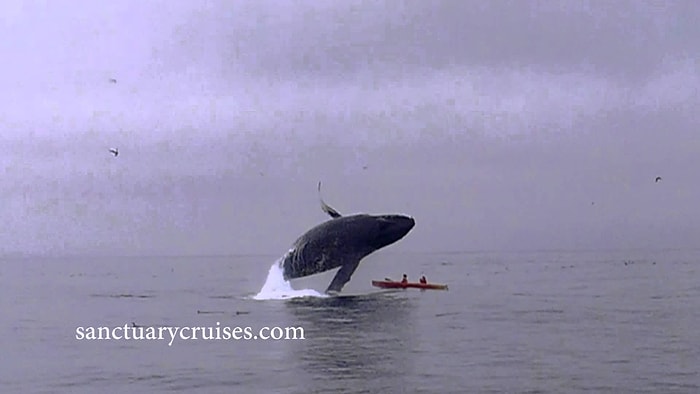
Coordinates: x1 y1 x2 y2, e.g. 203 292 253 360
1 250 699 393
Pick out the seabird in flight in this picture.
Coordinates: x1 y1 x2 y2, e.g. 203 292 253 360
109 148 119 157
655 176 662 183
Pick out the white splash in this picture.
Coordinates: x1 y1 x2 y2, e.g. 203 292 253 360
252 259 327 300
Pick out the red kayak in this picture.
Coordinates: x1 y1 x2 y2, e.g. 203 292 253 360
371 280 448 291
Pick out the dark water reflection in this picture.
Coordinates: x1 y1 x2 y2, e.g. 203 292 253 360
285 293 415 393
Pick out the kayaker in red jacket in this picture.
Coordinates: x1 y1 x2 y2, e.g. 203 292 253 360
419 276 427 284
401 274 408 284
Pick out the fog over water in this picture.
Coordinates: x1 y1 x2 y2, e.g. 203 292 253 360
1 1 699 255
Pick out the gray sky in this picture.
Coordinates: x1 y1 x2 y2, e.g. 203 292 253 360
1 0 699 256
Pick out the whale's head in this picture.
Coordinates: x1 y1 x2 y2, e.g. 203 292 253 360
363 214 415 251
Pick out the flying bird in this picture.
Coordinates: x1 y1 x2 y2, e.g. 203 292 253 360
109 78 117 84
109 148 119 157
655 176 662 183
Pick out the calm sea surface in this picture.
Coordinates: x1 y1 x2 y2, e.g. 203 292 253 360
1 250 699 393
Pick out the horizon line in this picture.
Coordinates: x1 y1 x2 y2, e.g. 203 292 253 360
1 246 698 260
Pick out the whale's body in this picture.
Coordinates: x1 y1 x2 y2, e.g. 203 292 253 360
279 184 415 293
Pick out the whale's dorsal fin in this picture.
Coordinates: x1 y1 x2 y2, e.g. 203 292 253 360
318 181 342 219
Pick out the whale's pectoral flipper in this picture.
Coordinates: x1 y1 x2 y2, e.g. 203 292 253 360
325 259 361 293
318 181 342 219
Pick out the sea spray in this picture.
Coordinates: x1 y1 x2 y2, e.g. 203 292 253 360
253 259 327 300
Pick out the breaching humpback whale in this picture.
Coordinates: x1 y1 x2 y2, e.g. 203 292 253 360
280 182 415 294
